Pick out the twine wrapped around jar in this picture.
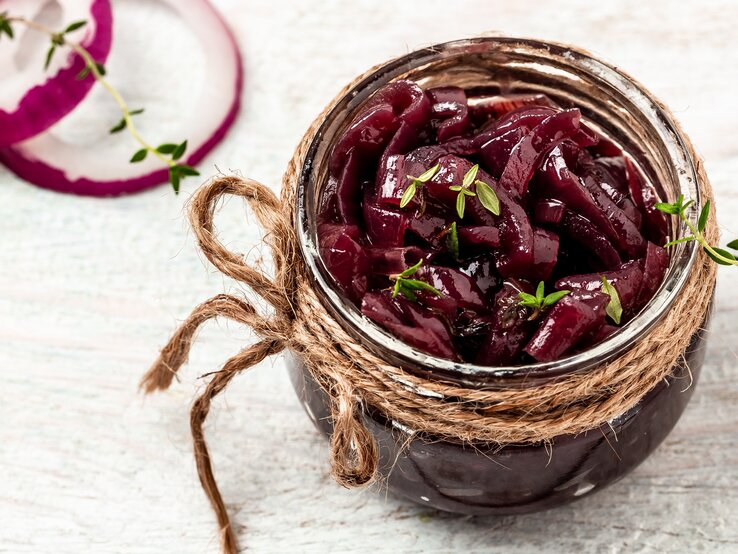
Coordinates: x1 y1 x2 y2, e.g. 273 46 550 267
141 67 718 553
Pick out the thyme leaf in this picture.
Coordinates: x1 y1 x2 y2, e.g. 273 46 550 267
475 180 501 216
601 276 623 325
447 221 460 260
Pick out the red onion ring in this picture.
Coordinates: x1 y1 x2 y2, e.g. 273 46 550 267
0 0 113 146
0 0 242 196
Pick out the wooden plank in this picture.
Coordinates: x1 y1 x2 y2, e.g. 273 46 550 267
1 0 737 552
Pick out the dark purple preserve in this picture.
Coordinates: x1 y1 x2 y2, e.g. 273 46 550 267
317 80 669 364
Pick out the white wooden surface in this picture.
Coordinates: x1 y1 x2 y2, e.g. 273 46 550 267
1 1 738 552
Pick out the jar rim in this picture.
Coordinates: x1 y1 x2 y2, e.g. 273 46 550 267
296 37 700 387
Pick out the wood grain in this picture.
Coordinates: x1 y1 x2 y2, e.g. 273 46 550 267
1 0 737 552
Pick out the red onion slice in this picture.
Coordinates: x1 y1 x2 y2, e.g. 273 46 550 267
0 0 242 196
0 0 113 146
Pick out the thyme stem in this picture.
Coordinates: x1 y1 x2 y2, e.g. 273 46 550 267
10 16 172 167
3 14 197 192
682 214 738 265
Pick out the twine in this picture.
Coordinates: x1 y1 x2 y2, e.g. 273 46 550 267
141 71 718 553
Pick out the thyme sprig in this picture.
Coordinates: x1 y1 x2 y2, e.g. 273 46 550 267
518 281 570 321
0 13 198 193
449 164 501 219
655 195 738 265
449 164 478 219
399 163 501 220
390 259 442 302
399 163 439 208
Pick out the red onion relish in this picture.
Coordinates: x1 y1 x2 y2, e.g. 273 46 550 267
317 80 669 364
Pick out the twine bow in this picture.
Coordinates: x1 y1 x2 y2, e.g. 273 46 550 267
141 176 377 554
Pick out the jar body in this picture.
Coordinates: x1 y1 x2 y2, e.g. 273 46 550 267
290 38 712 514
287 315 709 515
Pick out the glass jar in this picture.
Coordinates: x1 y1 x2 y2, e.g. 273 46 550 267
287 37 709 514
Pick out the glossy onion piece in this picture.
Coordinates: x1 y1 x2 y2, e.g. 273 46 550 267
579 166 646 258
375 153 408 206
524 292 609 362
363 189 407 246
556 209 622 269
427 86 472 142
365 247 426 275
318 223 369 302
383 321 460 360
498 109 582 198
424 154 474 206
396 142 480 193
582 323 619 349
417 265 487 310
458 256 500 297
635 241 669 310
579 158 642 228
361 292 405 327
395 298 458 349
474 106 556 147
539 146 645 258
416 290 459 320
493 183 537 278
439 136 479 157
427 154 534 276
594 157 628 192
406 206 454 247
468 93 556 125
366 79 431 129
625 158 669 245
361 293 459 360
571 122 601 148
334 150 363 224
556 259 644 319
458 226 501 249
530 227 560 282
557 139 586 170
425 155 496 224
453 311 494 345
406 145 460 177
476 280 533 365
376 145 448 206
479 127 527 179
330 103 398 175
533 198 566 225
378 121 418 171
592 137 625 157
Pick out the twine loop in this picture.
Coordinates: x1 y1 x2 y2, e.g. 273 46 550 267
141 176 378 553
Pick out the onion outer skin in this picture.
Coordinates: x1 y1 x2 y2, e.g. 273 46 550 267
0 0 114 147
0 0 243 196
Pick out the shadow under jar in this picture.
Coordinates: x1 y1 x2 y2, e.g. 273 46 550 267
288 37 710 515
